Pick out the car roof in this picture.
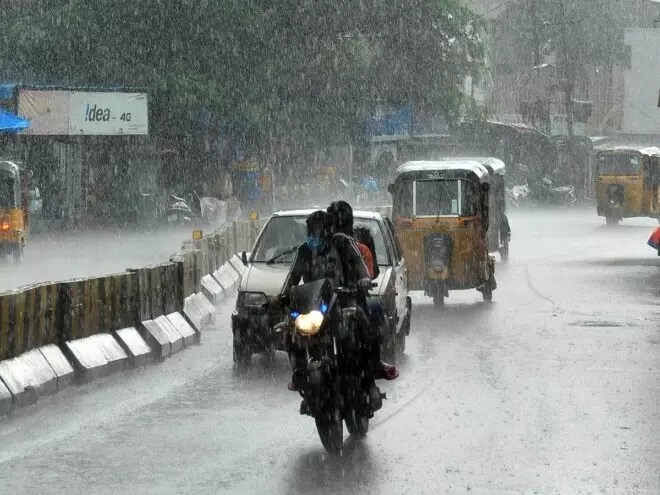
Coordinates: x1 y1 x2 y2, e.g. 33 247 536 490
270 208 384 221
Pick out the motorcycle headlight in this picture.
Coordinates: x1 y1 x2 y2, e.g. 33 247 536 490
294 310 324 336
241 292 268 309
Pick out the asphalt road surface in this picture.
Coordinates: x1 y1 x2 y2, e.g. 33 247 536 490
0 225 198 293
1 207 659 494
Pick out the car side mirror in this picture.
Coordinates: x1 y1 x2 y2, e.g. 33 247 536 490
387 183 396 195
241 251 248 265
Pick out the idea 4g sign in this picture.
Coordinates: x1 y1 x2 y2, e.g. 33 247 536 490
18 90 149 135
68 92 148 135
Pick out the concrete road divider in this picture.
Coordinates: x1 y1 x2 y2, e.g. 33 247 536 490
114 327 153 367
39 344 74 390
200 274 224 305
0 379 11 414
213 263 240 291
153 315 184 354
141 319 173 359
59 273 140 342
228 254 246 278
0 348 58 408
65 333 129 380
131 263 179 321
165 312 198 346
0 201 307 416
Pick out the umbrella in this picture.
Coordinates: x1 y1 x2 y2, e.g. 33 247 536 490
0 109 29 132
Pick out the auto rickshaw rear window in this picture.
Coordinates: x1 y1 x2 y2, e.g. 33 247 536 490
0 173 16 209
397 179 476 217
597 154 641 176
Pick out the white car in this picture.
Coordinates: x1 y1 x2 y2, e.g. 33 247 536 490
231 208 412 366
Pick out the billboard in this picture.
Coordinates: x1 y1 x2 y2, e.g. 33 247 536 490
17 89 148 135
68 92 148 135
18 90 71 135
622 29 660 134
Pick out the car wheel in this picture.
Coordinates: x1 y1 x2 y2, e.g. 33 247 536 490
233 333 251 368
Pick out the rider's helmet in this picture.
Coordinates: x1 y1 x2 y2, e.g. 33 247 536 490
327 200 353 236
306 210 330 237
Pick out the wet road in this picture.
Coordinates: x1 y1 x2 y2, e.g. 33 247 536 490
1 208 659 494
0 226 197 293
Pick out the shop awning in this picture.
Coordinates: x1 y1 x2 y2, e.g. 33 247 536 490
0 109 30 132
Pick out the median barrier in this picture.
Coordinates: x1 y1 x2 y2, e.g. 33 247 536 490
0 200 263 415
114 327 153 367
130 263 179 322
200 274 224 305
0 283 58 361
0 380 11 414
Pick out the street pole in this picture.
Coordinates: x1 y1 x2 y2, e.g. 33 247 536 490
530 0 541 67
558 0 575 138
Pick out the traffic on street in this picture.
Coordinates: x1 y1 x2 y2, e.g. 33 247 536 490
1 207 658 494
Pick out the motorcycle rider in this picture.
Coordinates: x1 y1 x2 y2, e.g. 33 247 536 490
327 200 398 381
280 210 371 392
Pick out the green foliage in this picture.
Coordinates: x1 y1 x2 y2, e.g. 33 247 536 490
1 0 487 148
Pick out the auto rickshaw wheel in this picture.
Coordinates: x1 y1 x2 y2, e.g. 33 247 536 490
482 279 493 302
605 216 619 226
500 239 509 262
12 243 24 265
433 294 445 307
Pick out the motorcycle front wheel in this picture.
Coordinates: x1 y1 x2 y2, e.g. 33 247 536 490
315 407 344 454
345 409 369 439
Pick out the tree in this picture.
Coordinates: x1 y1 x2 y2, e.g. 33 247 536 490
1 0 487 158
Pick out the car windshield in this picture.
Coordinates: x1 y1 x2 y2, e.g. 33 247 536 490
251 214 391 266
251 215 309 263
597 153 642 176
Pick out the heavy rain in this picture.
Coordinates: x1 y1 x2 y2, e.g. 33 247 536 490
0 0 659 493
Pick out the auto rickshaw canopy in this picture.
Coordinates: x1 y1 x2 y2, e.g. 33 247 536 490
392 160 491 186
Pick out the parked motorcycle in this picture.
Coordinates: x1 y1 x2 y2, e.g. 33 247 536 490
506 182 531 208
275 277 385 454
532 177 577 207
165 191 202 225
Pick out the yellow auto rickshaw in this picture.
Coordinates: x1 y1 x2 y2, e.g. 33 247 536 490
594 145 660 225
0 160 29 263
438 156 510 260
387 160 496 307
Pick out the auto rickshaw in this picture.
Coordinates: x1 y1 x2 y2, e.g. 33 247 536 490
437 156 510 260
0 160 29 263
387 160 496 307
594 145 660 225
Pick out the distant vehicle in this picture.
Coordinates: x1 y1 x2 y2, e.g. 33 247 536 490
594 145 660 225
231 208 411 366
0 160 30 264
388 160 497 307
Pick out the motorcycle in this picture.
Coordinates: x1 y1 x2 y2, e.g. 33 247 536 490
506 182 531 208
275 277 385 454
165 191 202 225
532 177 577 207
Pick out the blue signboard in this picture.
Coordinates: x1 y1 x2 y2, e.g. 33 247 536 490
366 106 412 139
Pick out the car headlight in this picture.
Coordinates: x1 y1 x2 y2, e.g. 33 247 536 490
294 310 324 336
240 292 268 309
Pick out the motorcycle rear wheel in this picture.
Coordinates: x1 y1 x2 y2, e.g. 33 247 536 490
315 408 344 454
345 409 369 439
